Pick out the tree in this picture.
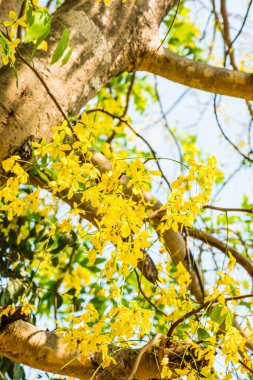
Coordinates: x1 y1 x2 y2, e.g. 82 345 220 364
0 0 253 379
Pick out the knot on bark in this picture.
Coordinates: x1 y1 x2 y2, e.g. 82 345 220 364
9 135 41 161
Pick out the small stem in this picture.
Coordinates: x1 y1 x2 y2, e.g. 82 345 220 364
203 205 253 214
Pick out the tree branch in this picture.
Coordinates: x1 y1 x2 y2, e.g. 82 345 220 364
189 228 253 278
203 204 253 214
127 334 163 380
1 318 219 379
149 208 253 278
0 320 161 380
139 46 253 100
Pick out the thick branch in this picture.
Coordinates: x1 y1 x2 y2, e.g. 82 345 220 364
0 320 161 380
0 319 213 379
139 47 253 100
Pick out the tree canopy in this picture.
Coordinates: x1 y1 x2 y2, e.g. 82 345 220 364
0 1 253 379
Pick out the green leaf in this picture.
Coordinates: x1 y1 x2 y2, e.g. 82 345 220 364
26 3 33 25
30 166 49 182
25 11 51 43
225 309 234 330
176 323 190 331
0 32 10 57
56 294 63 309
61 47 73 67
37 169 49 182
51 28 69 65
32 31 49 57
197 328 210 340
210 304 226 325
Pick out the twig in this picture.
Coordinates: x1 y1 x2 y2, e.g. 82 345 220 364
53 248 76 325
211 226 250 258
214 161 243 199
213 95 253 163
86 108 172 190
157 0 181 50
167 298 217 338
183 227 192 275
165 88 190 116
229 0 253 50
217 0 253 137
203 205 253 214
167 293 253 338
134 269 167 317
189 228 253 278
46 0 55 9
219 0 253 123
225 293 253 302
122 72 136 119
17 2 26 40
211 0 253 157
239 360 253 375
127 333 163 380
145 88 190 130
107 72 136 144
220 0 236 67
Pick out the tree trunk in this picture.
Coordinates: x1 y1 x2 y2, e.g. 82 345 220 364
0 0 174 164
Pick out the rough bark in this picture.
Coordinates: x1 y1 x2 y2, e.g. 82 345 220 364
0 0 175 164
0 320 206 379
0 320 161 380
1 0 253 167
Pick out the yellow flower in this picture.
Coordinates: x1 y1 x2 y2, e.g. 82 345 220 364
4 11 27 30
1 304 16 317
21 303 36 316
